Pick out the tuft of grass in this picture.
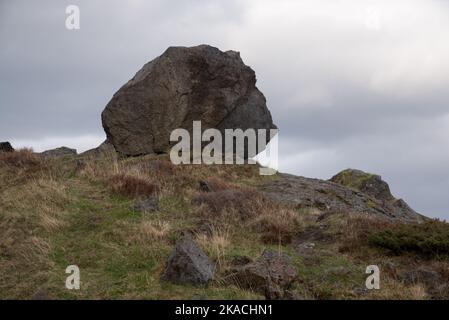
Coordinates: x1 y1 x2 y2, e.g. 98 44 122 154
196 225 231 269
0 148 41 169
192 188 268 220
109 174 158 199
198 177 236 192
250 208 303 245
133 220 171 243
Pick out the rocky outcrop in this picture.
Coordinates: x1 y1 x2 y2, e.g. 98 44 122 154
81 140 116 158
330 169 423 221
225 250 298 299
330 169 393 201
162 234 215 287
39 147 77 158
102 45 277 156
261 173 424 222
0 142 14 153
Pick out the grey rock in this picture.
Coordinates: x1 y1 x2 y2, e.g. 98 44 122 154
225 250 298 300
0 142 14 153
295 242 315 257
329 169 424 220
261 173 424 222
81 140 117 158
400 267 449 298
39 146 77 158
163 234 215 287
400 268 442 286
102 44 276 156
31 288 50 300
330 169 394 201
132 197 159 213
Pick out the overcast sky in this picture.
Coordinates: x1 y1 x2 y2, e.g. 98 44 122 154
1 0 448 220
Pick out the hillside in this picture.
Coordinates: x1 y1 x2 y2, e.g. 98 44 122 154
1 149 448 300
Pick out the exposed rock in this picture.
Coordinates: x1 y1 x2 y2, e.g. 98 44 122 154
162 234 215 287
31 288 50 300
39 146 77 158
0 142 14 153
330 169 424 220
132 197 159 213
330 169 394 201
261 173 424 222
400 268 442 286
295 242 316 257
400 267 449 298
225 250 298 299
102 44 277 156
230 255 253 267
81 140 117 158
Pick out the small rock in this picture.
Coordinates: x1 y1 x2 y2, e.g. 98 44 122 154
400 267 448 298
0 142 14 153
132 197 159 213
230 255 253 267
199 180 212 192
31 288 50 300
162 234 215 287
296 242 315 257
225 250 298 299
40 146 77 158
400 268 442 286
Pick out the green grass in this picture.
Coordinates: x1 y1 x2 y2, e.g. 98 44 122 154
2 152 449 300
369 220 449 258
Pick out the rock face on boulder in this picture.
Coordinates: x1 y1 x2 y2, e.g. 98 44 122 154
39 147 77 158
0 142 14 153
102 45 277 156
225 250 298 299
162 234 215 287
262 172 424 222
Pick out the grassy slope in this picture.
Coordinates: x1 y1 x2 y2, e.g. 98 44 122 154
0 150 448 300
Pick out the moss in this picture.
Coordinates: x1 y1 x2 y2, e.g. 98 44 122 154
334 169 375 191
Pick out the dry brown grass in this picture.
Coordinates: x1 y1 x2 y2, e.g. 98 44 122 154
192 188 268 220
196 225 231 268
129 220 171 244
0 148 41 168
109 174 158 199
335 213 393 253
251 208 304 245
198 177 237 192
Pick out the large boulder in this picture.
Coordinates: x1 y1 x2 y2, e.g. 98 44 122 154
0 142 14 153
162 234 215 287
101 45 277 156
